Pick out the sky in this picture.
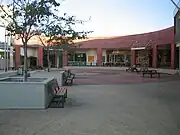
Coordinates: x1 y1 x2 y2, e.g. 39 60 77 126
0 0 178 41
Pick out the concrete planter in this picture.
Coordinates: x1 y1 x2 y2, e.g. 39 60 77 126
0 71 17 78
0 77 55 109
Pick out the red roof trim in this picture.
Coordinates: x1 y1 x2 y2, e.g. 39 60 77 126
76 26 174 49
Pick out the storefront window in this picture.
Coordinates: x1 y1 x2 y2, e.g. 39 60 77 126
135 50 152 67
157 49 171 68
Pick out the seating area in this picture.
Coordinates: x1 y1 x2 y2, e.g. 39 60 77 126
126 65 161 78
63 69 76 86
49 69 76 108
141 69 160 78
51 79 68 108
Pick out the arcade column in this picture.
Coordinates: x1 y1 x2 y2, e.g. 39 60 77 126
97 48 102 66
63 50 68 66
152 45 157 68
170 43 175 69
15 45 21 69
130 50 135 65
37 46 43 66
55 50 59 68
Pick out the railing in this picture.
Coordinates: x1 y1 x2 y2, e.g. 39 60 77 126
68 61 87 66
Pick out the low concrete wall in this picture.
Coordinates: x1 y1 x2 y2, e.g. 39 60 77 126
0 71 17 78
30 70 65 86
0 77 55 109
58 71 65 86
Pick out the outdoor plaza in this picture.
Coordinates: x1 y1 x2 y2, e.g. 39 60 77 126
0 16 180 135
0 19 180 135
0 67 180 135
1 1 180 134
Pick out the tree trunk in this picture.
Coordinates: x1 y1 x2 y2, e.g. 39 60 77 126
47 47 50 72
23 43 28 82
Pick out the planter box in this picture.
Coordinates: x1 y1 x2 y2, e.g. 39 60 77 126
0 71 17 78
0 77 55 109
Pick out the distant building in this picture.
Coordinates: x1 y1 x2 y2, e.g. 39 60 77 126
13 27 175 69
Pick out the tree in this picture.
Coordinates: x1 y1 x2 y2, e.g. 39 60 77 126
0 0 61 81
39 13 92 72
170 0 180 11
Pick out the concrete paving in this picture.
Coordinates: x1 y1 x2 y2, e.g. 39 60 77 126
64 66 179 74
0 81 180 135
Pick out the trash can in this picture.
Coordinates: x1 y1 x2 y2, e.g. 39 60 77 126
18 66 24 75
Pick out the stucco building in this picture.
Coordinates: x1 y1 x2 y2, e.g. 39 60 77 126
13 26 176 69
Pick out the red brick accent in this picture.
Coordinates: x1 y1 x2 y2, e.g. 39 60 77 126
97 48 102 66
63 51 68 66
130 50 136 65
15 45 21 69
37 47 43 66
152 45 157 68
171 43 175 69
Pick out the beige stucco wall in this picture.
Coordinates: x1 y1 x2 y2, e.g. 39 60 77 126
20 47 38 57
86 49 97 65
14 36 42 46
74 49 107 64
102 49 107 62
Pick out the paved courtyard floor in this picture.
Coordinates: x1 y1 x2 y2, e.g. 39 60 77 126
31 68 180 85
0 69 180 135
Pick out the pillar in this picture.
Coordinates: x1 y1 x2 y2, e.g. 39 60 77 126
130 50 136 65
63 51 68 66
152 45 157 68
37 46 43 66
171 43 175 69
55 50 59 68
15 45 21 69
9 46 14 68
97 48 102 66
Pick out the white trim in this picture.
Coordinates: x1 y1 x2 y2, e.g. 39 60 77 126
131 47 146 50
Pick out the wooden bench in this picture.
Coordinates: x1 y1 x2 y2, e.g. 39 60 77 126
142 70 160 78
51 79 68 108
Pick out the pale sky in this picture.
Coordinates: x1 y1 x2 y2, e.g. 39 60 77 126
0 0 178 41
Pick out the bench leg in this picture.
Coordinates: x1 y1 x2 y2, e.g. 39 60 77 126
150 74 152 78
70 79 73 86
65 90 67 98
57 96 65 108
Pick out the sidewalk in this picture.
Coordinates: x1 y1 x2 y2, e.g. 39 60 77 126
64 66 179 75
0 82 180 135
